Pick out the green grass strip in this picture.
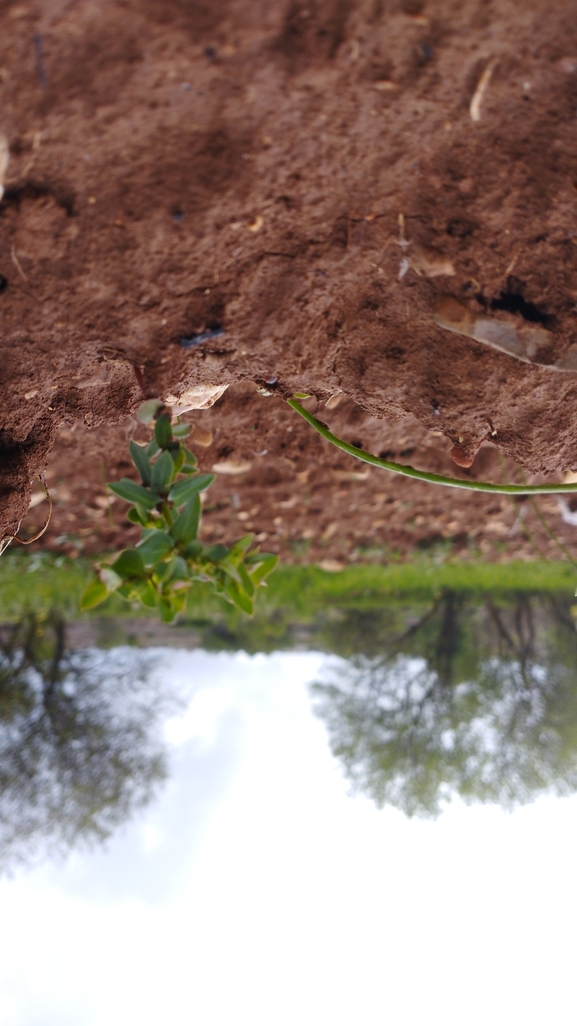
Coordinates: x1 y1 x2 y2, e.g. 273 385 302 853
288 399 577 495
0 552 575 624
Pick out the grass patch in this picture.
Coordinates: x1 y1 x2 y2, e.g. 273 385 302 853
0 550 574 624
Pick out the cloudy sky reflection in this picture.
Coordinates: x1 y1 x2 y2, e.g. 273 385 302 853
0 648 576 1026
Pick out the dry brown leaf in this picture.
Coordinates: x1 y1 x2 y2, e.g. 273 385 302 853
410 247 455 278
325 392 344 410
164 385 229 411
470 58 497 122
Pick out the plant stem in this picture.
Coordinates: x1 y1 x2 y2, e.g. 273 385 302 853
288 399 577 496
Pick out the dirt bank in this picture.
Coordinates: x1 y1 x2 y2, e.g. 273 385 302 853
17 382 577 568
1 0 577 541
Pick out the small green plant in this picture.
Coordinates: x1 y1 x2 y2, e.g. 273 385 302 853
80 404 277 622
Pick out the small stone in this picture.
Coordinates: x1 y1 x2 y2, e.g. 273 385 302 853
192 427 213 447
322 521 338 540
331 469 370 481
318 559 343 572
180 327 224 348
450 442 479 468
211 459 252 475
247 215 263 232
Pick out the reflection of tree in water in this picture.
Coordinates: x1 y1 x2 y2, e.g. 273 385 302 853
0 612 167 871
312 591 577 817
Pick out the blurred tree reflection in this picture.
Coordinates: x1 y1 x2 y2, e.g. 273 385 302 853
312 591 577 817
0 612 167 870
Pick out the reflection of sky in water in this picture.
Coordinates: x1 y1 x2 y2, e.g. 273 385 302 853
1 648 576 1026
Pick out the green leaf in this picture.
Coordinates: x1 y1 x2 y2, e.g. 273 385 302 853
166 555 190 582
223 577 253 615
109 479 160 509
156 555 175 577
220 558 243 588
219 558 255 597
138 527 160 542
155 414 172 449
183 448 198 468
136 530 175 565
248 554 278 586
202 544 228 563
168 474 215 506
158 598 177 623
80 576 109 610
151 450 175 493
237 562 255 597
152 560 173 580
127 506 148 526
134 580 158 608
116 583 133 600
245 550 271 564
172 423 191 438
129 440 152 485
137 399 162 423
157 589 187 621
170 590 188 614
170 494 201 545
183 539 203 560
145 438 160 459
227 534 254 563
99 567 123 591
111 548 146 579
171 447 186 477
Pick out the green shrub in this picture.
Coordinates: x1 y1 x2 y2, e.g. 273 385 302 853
80 406 277 622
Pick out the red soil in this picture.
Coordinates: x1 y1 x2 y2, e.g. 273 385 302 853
1 0 577 548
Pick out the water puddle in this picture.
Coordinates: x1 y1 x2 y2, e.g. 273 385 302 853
1 589 577 1024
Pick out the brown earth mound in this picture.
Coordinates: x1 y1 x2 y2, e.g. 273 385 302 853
18 382 577 568
1 0 577 543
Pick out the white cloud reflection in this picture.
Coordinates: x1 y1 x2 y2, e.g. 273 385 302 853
0 649 576 1026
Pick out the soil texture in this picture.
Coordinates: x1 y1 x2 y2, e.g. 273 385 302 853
21 382 577 568
1 0 577 542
